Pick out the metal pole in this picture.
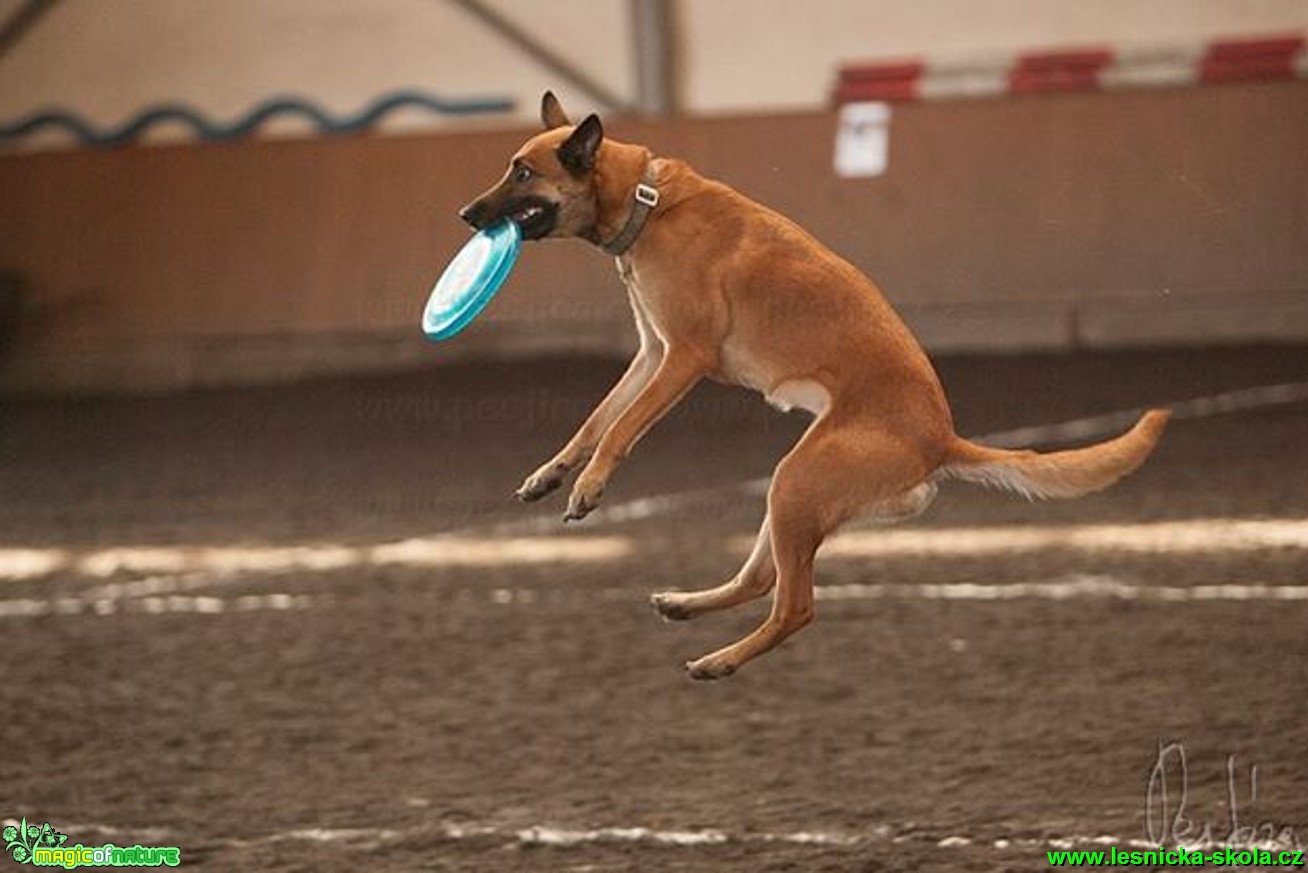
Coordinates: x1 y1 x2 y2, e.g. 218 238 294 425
0 0 60 62
448 0 630 113
630 0 676 115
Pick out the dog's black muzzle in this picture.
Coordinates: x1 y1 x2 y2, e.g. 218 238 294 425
458 199 490 230
459 196 558 241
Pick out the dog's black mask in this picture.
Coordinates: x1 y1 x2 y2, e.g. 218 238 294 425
506 196 559 241
460 195 559 242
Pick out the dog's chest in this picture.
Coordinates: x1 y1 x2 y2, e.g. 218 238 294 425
616 256 675 341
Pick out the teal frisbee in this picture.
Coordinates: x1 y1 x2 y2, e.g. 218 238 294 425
422 220 522 341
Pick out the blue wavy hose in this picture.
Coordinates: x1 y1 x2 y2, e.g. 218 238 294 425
0 90 515 147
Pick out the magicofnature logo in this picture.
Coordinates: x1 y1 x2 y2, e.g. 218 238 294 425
3 819 180 868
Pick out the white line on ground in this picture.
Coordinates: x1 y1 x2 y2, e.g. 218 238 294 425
456 379 1308 535
0 548 65 580
813 576 1308 603
0 536 633 583
516 825 731 847
0 592 317 619
43 823 176 846
265 827 402 846
2 516 1307 617
167 817 1303 856
4 572 1305 620
984 380 1308 450
16 816 1302 856
466 574 1308 608
812 518 1308 559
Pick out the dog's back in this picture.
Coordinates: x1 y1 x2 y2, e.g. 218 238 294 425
638 159 956 453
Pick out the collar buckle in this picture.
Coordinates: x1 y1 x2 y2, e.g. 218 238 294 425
634 183 660 208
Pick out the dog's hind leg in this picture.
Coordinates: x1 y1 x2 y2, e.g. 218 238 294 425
866 479 938 523
652 474 937 622
684 417 934 680
651 513 775 620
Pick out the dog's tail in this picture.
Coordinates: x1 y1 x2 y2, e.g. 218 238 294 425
938 409 1170 500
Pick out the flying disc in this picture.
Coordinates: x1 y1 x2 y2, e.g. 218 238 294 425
422 219 522 341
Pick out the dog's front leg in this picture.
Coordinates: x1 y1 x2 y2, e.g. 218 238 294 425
564 348 705 521
516 345 662 501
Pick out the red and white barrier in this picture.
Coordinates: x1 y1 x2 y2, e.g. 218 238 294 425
834 33 1308 103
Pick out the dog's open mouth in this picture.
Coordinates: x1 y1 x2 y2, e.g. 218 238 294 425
507 198 558 241
511 204 545 223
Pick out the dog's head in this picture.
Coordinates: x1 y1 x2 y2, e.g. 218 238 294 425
459 92 605 242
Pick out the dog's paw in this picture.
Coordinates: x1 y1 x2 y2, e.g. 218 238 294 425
563 473 604 522
685 655 737 681
650 592 695 621
515 461 569 502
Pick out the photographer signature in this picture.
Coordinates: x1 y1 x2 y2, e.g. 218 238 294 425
1146 740 1303 849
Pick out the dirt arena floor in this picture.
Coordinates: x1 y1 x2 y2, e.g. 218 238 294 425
2 345 1307 872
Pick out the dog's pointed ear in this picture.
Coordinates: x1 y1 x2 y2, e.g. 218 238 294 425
540 91 571 129
558 113 603 175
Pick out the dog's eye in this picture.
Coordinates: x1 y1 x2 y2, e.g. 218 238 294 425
513 165 534 184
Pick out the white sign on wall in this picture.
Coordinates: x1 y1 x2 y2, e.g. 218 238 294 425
834 101 892 178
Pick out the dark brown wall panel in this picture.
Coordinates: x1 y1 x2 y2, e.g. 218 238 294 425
1 81 1304 391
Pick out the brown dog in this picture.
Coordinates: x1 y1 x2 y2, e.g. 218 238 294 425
460 91 1169 680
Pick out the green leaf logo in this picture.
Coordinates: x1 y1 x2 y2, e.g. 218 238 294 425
4 818 67 866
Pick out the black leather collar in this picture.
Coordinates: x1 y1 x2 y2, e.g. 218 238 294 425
601 164 660 256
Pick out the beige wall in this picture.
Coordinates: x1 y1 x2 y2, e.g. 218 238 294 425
2 81 1304 392
2 0 1307 150
0 0 630 149
683 0 1308 110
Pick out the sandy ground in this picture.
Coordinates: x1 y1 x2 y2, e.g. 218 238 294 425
2 345 1307 871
